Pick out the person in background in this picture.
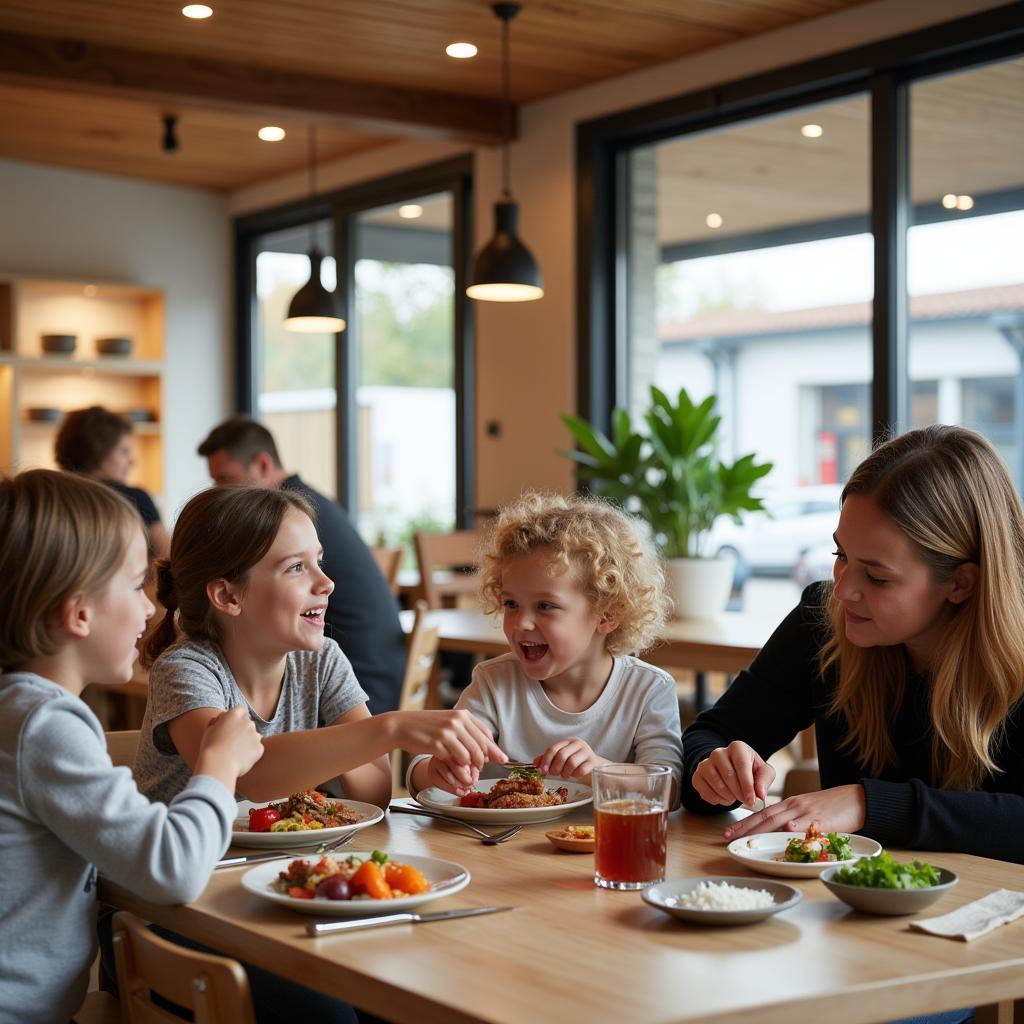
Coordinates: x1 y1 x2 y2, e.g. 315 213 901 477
409 491 682 804
197 416 405 715
682 425 1024 869
55 405 171 559
0 469 262 1024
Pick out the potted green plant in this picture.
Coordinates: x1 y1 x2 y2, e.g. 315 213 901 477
561 386 773 618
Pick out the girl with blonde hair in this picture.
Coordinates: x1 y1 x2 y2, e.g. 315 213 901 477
409 491 682 803
683 425 1024 863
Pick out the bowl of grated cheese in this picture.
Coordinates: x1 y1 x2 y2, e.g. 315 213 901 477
643 876 802 925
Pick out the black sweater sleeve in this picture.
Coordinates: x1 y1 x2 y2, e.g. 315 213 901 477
680 586 826 814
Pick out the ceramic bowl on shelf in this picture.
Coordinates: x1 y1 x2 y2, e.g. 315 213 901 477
25 407 62 423
96 336 133 356
40 333 77 355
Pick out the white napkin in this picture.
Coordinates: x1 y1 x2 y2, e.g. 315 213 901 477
909 889 1024 941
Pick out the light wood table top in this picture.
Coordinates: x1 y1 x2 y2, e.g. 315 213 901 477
399 606 778 675
101 808 1024 1024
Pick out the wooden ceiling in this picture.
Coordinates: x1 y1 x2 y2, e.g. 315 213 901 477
0 0 876 190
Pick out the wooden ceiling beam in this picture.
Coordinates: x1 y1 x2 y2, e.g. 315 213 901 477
0 29 508 144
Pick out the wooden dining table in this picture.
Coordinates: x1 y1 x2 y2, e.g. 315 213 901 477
100 806 1024 1024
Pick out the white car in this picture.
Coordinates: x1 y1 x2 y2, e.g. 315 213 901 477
792 541 838 588
706 485 842 588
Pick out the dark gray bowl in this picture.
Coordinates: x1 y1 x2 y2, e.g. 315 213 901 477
820 865 958 915
643 876 802 926
40 333 76 354
96 336 132 356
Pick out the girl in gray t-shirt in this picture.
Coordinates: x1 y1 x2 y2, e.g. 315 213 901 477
135 485 504 806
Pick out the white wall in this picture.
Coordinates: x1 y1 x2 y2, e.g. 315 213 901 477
232 0 1008 512
0 159 231 517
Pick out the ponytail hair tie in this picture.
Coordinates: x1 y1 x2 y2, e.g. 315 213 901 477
155 559 179 612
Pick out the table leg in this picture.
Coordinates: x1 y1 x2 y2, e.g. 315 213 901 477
695 672 708 713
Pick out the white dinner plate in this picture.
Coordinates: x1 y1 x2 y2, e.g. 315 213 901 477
727 831 882 878
231 799 384 849
644 876 802 925
415 777 593 824
240 851 470 916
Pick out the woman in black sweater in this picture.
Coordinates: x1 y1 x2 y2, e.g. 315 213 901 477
682 425 1024 864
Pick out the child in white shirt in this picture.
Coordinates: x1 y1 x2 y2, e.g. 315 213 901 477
410 491 682 803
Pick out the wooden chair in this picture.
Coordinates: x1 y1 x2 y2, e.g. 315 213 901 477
413 529 480 608
105 729 141 769
111 910 256 1024
782 760 820 799
370 545 404 595
392 601 441 793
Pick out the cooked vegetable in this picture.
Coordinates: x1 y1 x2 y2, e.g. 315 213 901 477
384 862 430 895
350 860 392 900
314 877 352 901
248 807 282 832
832 851 940 889
507 765 543 782
782 824 853 863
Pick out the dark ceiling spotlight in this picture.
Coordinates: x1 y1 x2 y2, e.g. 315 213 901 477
162 114 179 154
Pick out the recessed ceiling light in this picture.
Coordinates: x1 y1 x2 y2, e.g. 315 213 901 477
182 4 213 17
445 42 478 59
398 204 424 219
801 123 823 138
956 194 974 211
258 126 286 142
706 213 723 229
941 193 958 209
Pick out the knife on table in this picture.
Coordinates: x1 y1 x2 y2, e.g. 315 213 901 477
215 852 291 870
307 906 515 935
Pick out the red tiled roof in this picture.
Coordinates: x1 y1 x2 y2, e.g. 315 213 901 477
659 282 1024 343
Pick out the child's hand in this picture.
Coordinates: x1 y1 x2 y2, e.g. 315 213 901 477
534 738 607 780
424 756 480 797
396 710 507 770
200 706 264 778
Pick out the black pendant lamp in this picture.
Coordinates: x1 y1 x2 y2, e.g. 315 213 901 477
466 3 543 303
284 124 346 333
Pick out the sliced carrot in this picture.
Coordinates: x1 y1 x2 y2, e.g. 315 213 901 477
384 862 429 895
350 859 392 900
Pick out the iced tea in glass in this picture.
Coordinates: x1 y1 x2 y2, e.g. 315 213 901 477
592 764 671 890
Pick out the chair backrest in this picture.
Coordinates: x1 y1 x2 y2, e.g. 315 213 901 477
112 911 257 1024
392 601 441 792
370 545 403 595
413 529 480 609
105 729 141 769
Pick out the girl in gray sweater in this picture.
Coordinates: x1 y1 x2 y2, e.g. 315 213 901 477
0 470 263 1024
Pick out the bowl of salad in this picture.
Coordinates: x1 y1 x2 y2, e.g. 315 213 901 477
820 851 958 915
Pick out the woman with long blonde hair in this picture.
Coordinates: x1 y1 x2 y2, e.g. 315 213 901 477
682 425 1024 864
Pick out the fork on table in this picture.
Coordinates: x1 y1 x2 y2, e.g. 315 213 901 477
215 831 356 870
388 805 522 845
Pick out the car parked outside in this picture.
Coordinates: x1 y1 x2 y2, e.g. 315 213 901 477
706 484 843 589
792 541 838 589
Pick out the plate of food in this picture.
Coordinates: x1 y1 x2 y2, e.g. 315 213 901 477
820 852 958 915
545 824 595 852
416 767 592 823
727 824 881 877
644 876 802 926
241 849 470 916
232 790 384 848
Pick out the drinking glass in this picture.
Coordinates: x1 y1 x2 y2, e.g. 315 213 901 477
592 764 671 890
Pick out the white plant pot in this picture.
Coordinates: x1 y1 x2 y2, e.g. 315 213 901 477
664 556 734 620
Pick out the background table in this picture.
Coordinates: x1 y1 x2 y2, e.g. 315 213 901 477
102 808 1024 1024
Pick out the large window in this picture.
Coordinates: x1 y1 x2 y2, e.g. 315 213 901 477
236 159 473 539
580 11 1024 600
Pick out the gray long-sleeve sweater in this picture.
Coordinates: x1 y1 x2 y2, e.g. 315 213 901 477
0 672 236 1024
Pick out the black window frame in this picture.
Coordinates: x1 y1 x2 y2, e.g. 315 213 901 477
576 3 1024 445
234 155 475 526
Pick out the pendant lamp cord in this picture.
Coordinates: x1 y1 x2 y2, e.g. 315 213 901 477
308 122 317 255
501 10 511 199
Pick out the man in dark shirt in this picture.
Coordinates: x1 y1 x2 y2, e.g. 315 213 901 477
196 417 405 715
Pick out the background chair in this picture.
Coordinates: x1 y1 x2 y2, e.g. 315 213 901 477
413 529 480 609
105 729 141 769
370 545 403 595
392 601 441 793
112 910 256 1024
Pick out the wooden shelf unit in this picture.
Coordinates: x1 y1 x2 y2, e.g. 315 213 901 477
0 275 165 499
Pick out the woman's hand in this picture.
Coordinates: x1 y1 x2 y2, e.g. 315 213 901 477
394 709 507 770
535 738 608 780
691 741 775 807
722 784 867 841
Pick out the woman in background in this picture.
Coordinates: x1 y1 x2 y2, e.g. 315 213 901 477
55 405 170 559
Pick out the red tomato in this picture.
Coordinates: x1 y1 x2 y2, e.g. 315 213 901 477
458 792 485 808
287 886 314 900
248 807 282 832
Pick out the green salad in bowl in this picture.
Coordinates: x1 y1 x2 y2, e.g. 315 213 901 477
832 851 941 889
821 851 958 915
